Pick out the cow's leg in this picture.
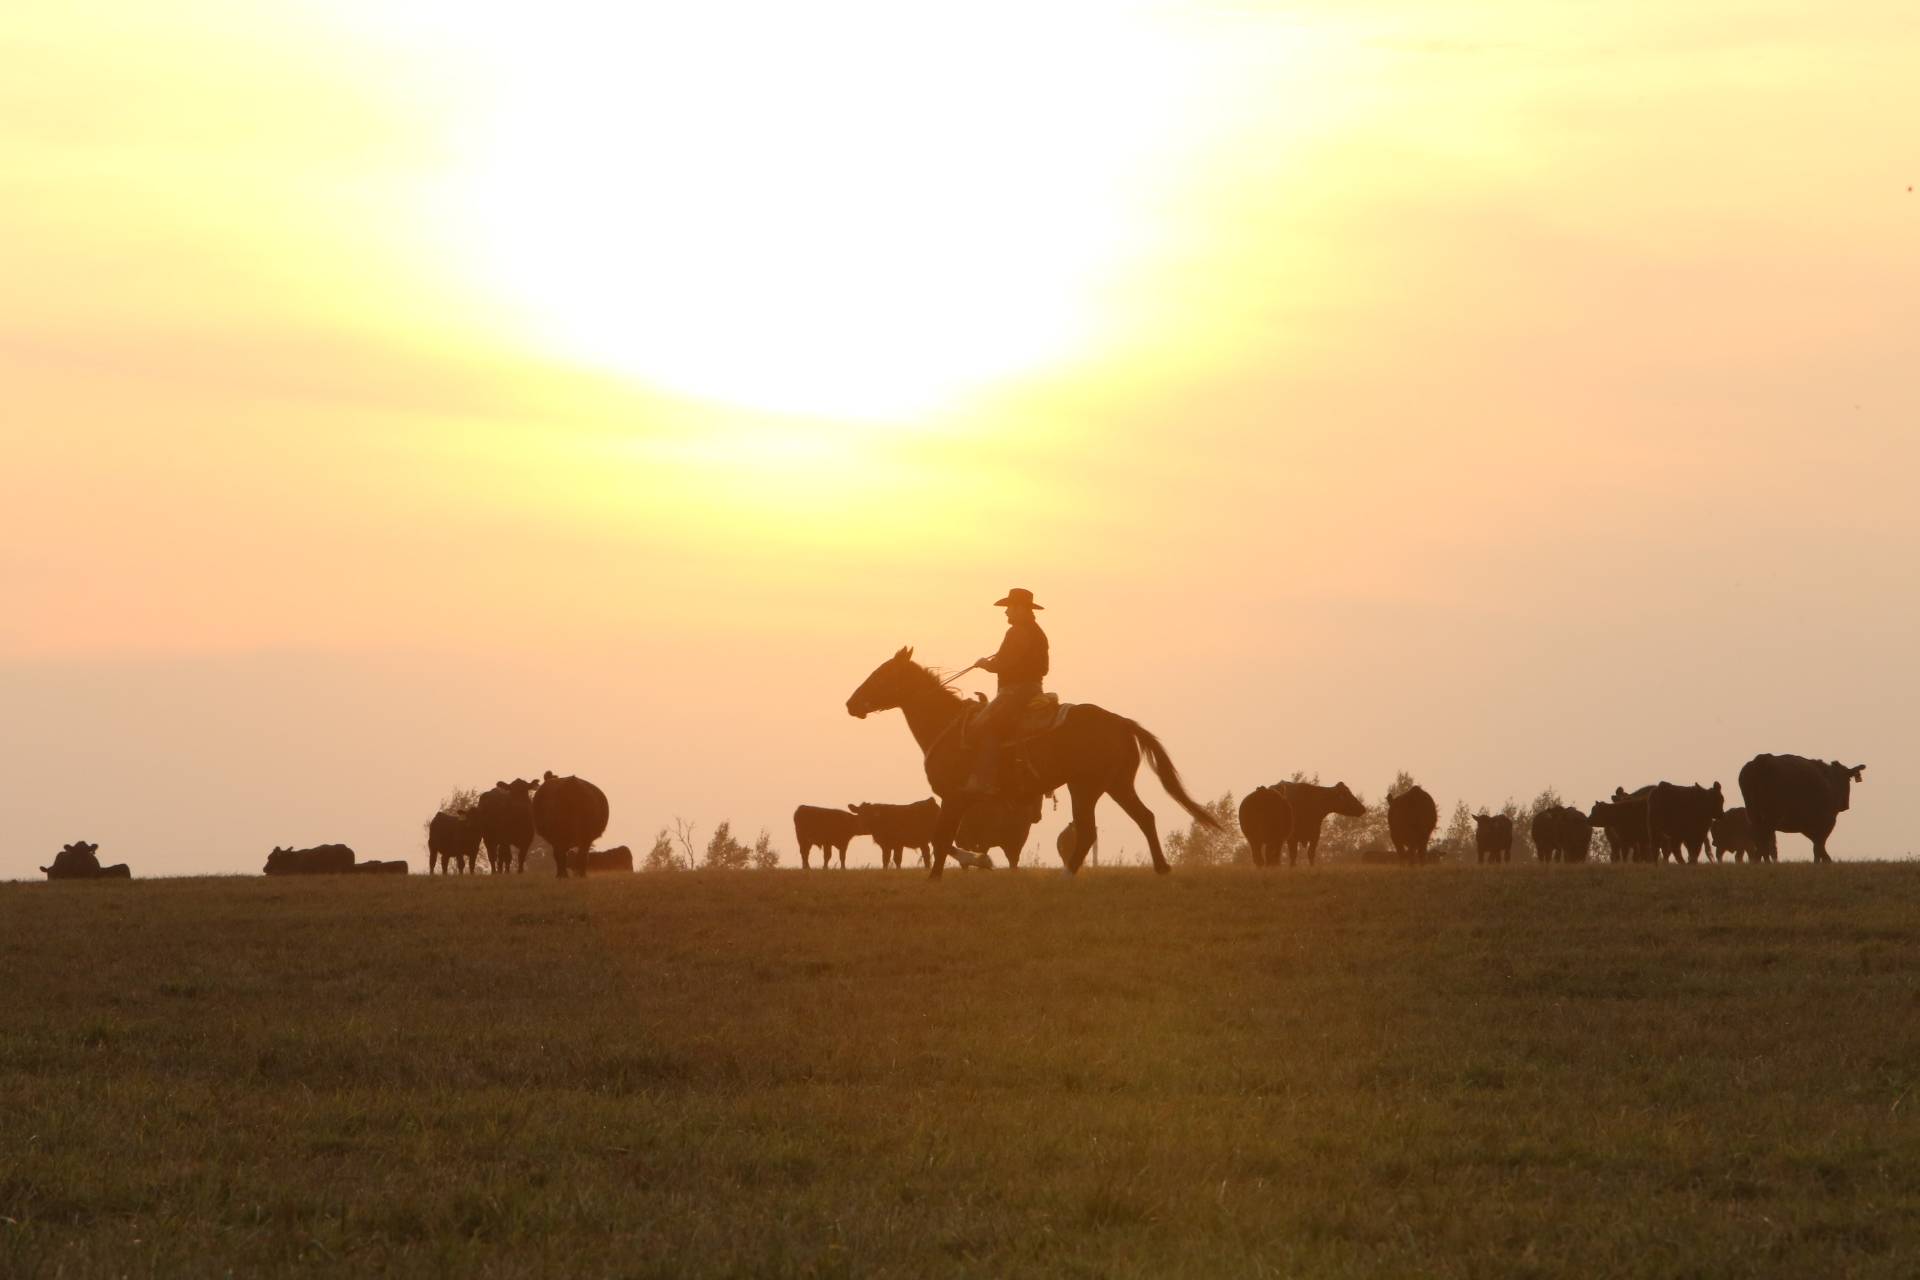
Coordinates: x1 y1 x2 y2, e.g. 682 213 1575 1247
1811 816 1836 863
800 844 812 870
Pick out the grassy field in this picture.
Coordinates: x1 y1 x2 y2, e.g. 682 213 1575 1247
3 865 1918 1278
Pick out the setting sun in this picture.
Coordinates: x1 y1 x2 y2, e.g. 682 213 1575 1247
395 4 1331 420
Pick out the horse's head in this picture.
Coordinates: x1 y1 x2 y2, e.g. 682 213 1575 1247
846 646 918 718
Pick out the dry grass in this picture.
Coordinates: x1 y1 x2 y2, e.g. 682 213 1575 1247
3 864 1918 1277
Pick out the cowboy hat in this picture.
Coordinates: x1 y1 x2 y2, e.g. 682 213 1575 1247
993 588 1043 610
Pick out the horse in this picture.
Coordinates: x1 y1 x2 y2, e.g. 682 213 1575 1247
844 647 1219 877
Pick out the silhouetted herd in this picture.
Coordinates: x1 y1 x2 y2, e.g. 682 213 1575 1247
31 752 1869 883
1240 753 1864 868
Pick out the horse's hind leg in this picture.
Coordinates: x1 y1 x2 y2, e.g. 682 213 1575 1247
1107 775 1168 874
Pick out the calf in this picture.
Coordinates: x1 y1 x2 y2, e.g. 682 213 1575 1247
1711 808 1757 863
794 805 862 870
427 809 484 875
955 797 1036 868
1472 813 1513 864
846 798 940 869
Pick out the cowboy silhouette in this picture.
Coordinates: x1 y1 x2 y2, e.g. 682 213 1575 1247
964 587 1050 795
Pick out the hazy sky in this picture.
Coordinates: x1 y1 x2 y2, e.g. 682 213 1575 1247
6 2 1917 874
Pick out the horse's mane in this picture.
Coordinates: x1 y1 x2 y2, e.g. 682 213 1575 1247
902 657 974 712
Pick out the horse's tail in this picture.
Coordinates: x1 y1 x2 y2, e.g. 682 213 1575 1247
1126 719 1221 829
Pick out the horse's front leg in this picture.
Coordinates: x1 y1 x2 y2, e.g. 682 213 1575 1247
928 798 968 879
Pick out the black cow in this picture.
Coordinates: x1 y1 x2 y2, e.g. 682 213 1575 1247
794 805 861 870
40 841 131 880
1738 754 1865 863
427 809 484 875
848 798 940 869
583 845 634 874
1238 785 1294 869
1648 782 1725 864
1590 787 1655 862
1386 785 1438 864
1532 806 1592 863
1472 814 1513 864
473 778 538 873
1711 807 1757 863
264 844 356 875
954 797 1036 868
1273 781 1367 866
533 771 610 879
353 860 409 874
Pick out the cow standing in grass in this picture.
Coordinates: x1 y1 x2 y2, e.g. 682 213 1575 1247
1271 781 1366 867
955 797 1037 868
1648 782 1725 864
1738 754 1864 863
1473 814 1513 864
1239 785 1293 869
427 809 484 874
1711 808 1757 862
1591 788 1655 862
847 798 940 869
794 805 862 870
533 772 610 879
473 779 538 874
1387 785 1438 864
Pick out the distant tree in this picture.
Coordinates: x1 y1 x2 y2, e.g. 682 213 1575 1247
642 829 680 872
751 829 780 870
703 821 752 871
672 817 700 870
1166 793 1246 866
1441 800 1475 862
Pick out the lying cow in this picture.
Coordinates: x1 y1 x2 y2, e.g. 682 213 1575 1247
584 845 634 873
40 841 132 880
847 798 939 869
264 844 356 875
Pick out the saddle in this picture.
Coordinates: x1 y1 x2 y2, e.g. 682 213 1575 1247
963 691 1072 743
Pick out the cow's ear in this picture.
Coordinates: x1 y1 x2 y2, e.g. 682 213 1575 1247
1851 764 1866 780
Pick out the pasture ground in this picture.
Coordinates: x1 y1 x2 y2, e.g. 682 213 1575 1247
3 864 1918 1277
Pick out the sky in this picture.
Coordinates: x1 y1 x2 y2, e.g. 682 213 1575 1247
4 1 1917 874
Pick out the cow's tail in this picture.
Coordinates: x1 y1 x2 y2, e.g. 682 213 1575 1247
1126 718 1220 829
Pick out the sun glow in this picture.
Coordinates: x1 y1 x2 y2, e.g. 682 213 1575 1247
388 3 1299 421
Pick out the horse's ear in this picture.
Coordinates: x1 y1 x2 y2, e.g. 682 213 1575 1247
894 645 913 661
